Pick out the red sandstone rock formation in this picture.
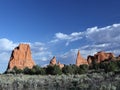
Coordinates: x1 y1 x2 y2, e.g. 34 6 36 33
87 51 115 64
76 50 88 66
7 44 35 70
57 61 64 68
50 56 57 66
94 51 115 63
49 56 64 68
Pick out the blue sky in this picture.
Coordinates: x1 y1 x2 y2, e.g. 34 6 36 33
0 0 120 73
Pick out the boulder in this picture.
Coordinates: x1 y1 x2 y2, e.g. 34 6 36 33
76 50 88 66
7 44 35 70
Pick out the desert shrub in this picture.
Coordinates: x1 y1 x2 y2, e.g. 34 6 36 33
62 65 74 74
116 60 120 69
32 65 44 75
89 60 100 70
105 61 119 72
71 64 79 74
23 65 46 75
46 65 62 75
23 67 33 75
5 66 23 74
13 66 23 74
99 62 107 69
78 64 89 74
40 68 46 75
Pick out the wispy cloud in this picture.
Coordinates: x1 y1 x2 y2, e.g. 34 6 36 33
56 49 78 64
50 32 83 46
30 42 53 63
51 23 120 46
86 23 120 44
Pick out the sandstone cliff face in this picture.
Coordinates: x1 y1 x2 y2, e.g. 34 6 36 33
87 51 115 64
94 51 115 63
7 44 35 70
76 50 88 66
49 56 64 68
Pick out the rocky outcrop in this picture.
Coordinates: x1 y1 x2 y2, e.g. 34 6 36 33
94 51 115 63
76 50 88 66
49 56 64 68
87 51 115 64
57 61 64 68
7 44 35 70
50 56 57 66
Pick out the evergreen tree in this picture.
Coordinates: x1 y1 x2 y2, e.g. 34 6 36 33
62 65 74 74
46 65 62 75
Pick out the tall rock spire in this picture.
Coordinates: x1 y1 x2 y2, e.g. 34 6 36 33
76 50 88 66
7 44 35 70
50 56 57 65
49 56 64 68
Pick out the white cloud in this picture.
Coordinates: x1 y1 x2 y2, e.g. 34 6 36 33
86 24 120 44
85 23 120 55
0 52 11 73
0 38 19 73
30 42 53 63
51 32 83 46
55 32 70 40
30 42 47 53
51 23 120 47
0 52 10 61
57 49 78 64
0 38 18 51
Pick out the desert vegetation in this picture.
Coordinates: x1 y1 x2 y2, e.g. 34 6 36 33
1 57 120 90
0 71 120 90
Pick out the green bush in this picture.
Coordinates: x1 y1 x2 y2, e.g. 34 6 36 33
71 64 79 74
5 66 23 74
46 65 62 75
32 65 42 75
89 59 100 70
13 66 23 74
40 68 46 75
78 64 89 74
105 61 119 72
23 65 46 75
62 65 74 74
23 67 33 75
